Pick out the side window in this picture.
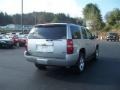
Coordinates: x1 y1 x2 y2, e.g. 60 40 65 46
81 28 87 39
70 26 81 39
86 29 92 39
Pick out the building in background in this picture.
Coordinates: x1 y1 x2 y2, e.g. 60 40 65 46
0 24 33 33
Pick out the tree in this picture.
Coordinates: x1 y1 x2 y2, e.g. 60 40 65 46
0 11 84 26
0 12 13 26
12 14 21 25
105 8 120 26
83 3 103 31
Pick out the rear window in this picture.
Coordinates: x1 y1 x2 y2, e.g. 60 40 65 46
108 33 117 36
28 25 66 39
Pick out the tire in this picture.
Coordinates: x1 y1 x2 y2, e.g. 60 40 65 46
35 63 46 70
9 45 14 49
74 53 85 73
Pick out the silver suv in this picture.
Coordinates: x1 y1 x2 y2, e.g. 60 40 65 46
24 23 99 72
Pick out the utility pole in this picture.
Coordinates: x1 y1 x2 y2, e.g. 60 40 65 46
21 0 23 34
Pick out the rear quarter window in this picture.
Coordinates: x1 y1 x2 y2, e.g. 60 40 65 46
81 27 87 39
70 26 81 39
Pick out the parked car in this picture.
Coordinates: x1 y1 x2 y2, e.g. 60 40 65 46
106 32 119 41
0 35 14 48
24 23 99 73
18 34 27 46
8 34 20 47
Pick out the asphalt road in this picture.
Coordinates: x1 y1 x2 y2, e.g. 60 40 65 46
0 41 120 90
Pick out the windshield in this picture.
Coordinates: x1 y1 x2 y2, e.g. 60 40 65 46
28 25 66 39
19 35 27 38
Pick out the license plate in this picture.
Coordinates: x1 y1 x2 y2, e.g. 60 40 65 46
37 45 54 52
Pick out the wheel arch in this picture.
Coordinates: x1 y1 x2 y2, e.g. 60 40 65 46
96 44 99 49
79 48 86 57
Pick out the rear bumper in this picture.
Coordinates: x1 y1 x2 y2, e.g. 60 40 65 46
24 51 78 67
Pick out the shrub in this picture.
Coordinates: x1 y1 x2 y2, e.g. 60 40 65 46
102 25 111 32
112 24 120 30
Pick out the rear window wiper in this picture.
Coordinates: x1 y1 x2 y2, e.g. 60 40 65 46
46 39 63 41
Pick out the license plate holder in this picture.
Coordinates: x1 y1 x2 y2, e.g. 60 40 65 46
37 45 54 52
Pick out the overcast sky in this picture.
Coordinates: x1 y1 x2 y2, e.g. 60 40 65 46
0 0 120 18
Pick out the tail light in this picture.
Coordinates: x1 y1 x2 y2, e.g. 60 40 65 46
67 39 74 54
25 39 28 51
